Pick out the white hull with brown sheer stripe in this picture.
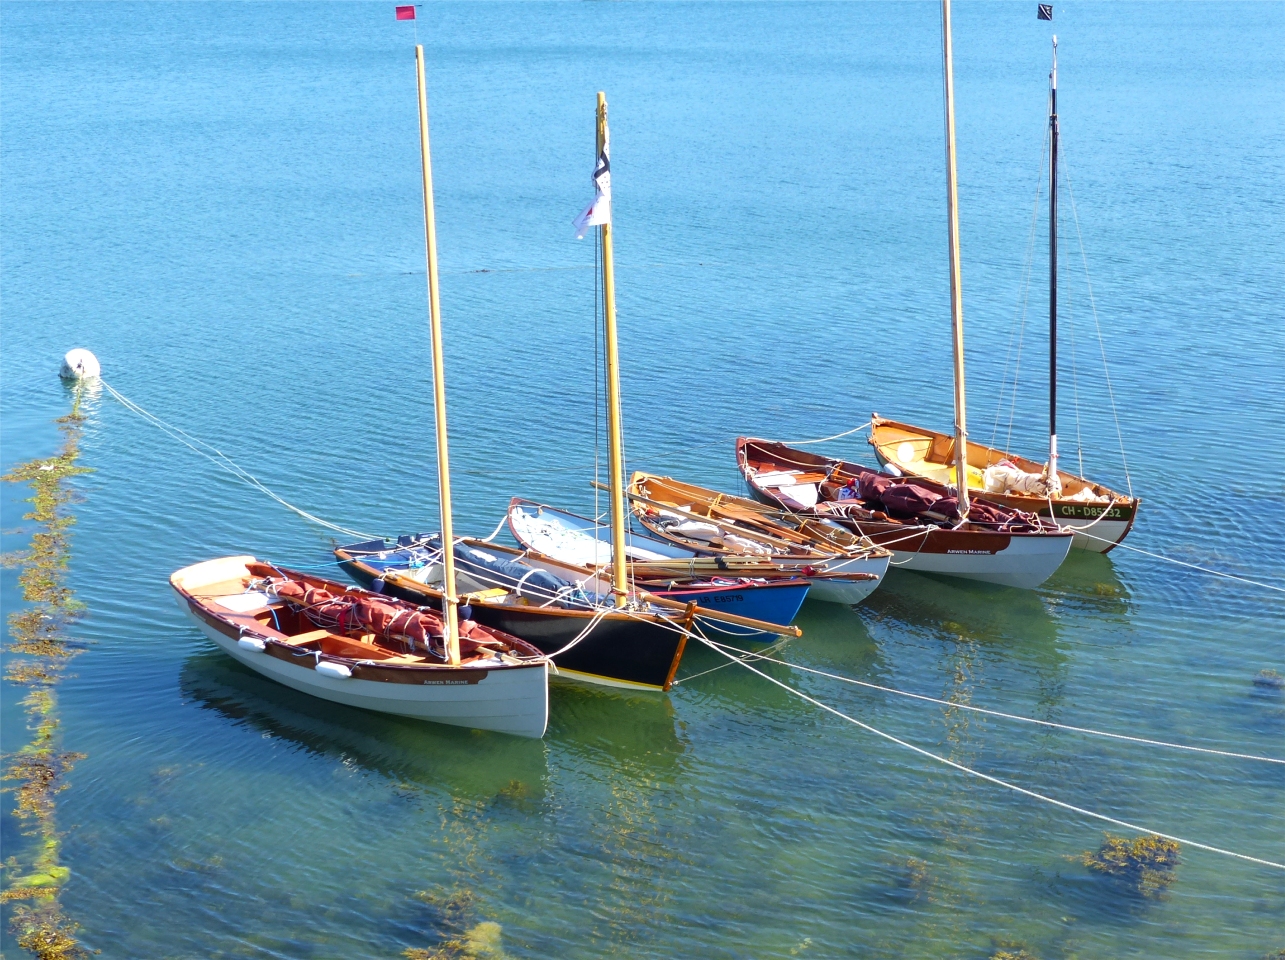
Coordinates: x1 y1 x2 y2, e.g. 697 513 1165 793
171 556 549 738
736 438 1074 590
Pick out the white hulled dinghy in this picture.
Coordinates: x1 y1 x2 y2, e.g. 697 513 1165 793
171 556 549 738
738 438 1073 590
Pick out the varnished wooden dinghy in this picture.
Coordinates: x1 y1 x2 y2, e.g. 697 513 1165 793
623 473 892 606
506 498 811 629
864 37 1139 554
170 556 549 738
737 438 1074 589
868 417 1139 553
336 536 798 691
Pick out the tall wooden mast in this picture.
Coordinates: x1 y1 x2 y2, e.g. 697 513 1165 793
1048 35 1060 482
415 44 461 663
597 92 628 607
940 0 970 516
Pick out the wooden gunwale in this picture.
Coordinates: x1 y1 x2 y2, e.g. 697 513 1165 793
869 415 1139 511
736 437 1070 544
175 564 545 683
335 549 689 690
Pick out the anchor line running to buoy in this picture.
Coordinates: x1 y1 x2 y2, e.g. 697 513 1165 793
700 639 1284 764
101 380 383 541
675 627 1285 870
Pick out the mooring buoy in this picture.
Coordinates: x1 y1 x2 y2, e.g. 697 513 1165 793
59 349 100 380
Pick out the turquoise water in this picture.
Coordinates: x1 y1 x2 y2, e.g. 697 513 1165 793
3 2 1282 956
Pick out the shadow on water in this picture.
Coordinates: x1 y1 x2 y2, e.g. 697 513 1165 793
178 649 550 799
1042 549 1134 621
545 678 686 770
863 569 1065 665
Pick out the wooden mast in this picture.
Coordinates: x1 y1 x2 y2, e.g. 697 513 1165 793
940 0 970 516
415 44 460 663
1048 35 1060 483
597 92 628 607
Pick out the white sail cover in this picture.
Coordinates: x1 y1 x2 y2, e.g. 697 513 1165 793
572 130 611 239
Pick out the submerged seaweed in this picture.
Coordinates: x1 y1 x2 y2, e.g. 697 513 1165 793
990 946 1039 960
1078 833 1181 899
404 920 508 960
406 886 510 960
2 395 93 957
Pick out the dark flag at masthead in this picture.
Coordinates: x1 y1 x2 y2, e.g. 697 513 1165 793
1038 4 1053 20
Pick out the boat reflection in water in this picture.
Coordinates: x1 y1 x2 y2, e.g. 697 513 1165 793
178 649 550 798
180 648 686 784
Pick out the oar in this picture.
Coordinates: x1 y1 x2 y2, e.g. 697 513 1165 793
635 588 802 638
596 480 862 559
639 476 817 544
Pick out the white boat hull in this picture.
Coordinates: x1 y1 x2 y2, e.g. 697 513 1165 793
1057 516 1133 553
886 532 1073 589
801 554 889 605
176 593 549 738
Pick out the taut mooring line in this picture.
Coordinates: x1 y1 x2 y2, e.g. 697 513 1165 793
702 639 1285 765
687 631 1284 870
101 380 382 541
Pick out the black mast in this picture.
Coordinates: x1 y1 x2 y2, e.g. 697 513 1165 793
1048 35 1059 480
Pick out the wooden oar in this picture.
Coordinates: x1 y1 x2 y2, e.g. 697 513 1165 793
636 589 802 638
592 481 825 555
638 477 816 544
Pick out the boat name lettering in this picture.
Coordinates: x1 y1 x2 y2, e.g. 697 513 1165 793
946 549 997 555
1057 505 1125 519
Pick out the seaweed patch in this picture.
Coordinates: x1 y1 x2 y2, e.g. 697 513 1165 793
406 887 510 960
2 394 95 958
1078 832 1180 899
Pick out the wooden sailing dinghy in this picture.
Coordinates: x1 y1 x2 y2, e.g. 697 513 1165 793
868 415 1137 552
738 437 1073 589
733 1 1072 589
170 557 549 738
624 473 892 605
505 498 812 627
335 534 798 689
867 37 1139 552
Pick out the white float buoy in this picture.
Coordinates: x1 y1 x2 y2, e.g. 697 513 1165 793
60 349 101 380
59 349 100 380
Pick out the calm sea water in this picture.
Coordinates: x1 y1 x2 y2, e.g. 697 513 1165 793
3 2 1282 957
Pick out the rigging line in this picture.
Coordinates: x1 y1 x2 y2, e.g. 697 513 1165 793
101 380 381 540
692 634 1285 870
1073 529 1285 594
1061 149 1133 498
673 631 799 684
992 123 1049 453
703 639 1284 764
1065 239 1087 479
783 422 873 446
535 424 878 479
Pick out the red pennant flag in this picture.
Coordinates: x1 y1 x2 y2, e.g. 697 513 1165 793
395 5 416 20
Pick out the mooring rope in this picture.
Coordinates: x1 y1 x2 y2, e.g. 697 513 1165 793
1074 528 1285 594
701 639 1284 764
784 422 872 446
101 380 383 540
683 629 1284 870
